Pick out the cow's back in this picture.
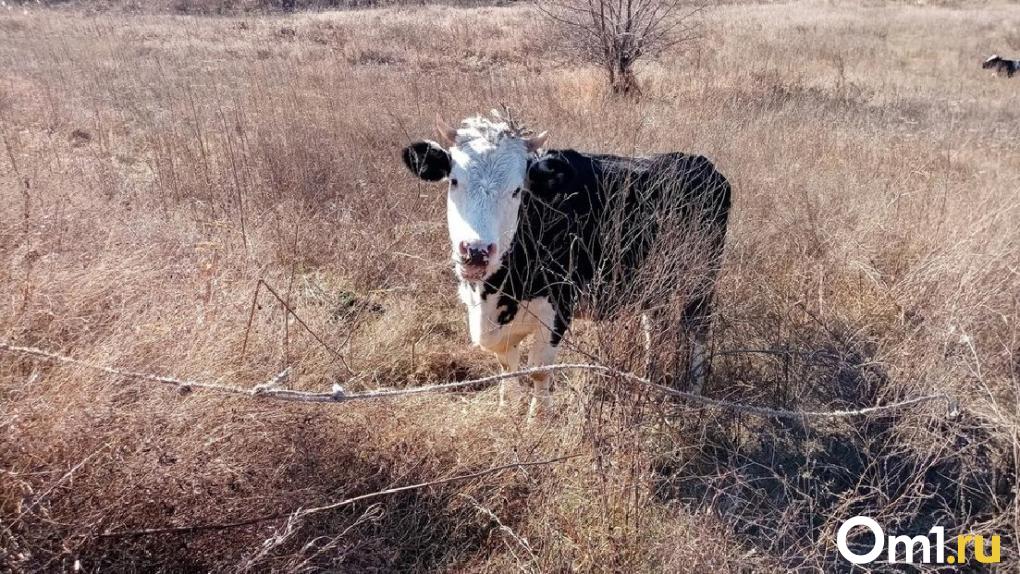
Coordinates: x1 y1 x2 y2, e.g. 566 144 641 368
515 150 729 316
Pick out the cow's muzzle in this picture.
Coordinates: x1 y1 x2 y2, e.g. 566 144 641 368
456 241 496 281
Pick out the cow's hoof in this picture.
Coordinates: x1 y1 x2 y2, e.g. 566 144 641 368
498 400 530 419
526 395 554 423
498 380 531 414
687 370 706 396
497 398 530 420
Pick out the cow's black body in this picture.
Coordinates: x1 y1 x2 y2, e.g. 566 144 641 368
983 55 1019 77
479 149 732 346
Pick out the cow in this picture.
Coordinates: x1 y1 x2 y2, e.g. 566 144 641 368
401 111 731 420
982 54 1019 77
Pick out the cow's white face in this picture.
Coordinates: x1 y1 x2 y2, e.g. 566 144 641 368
445 134 530 281
402 115 548 283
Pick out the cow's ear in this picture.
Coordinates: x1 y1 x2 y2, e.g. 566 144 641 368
527 153 574 196
402 141 451 182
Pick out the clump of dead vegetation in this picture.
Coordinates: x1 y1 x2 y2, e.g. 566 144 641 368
1 1 1019 572
539 0 703 95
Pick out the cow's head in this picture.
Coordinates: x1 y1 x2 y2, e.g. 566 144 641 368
983 54 1001 68
402 113 573 283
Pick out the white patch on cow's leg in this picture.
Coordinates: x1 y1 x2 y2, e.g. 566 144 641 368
640 312 654 379
513 297 560 422
682 283 717 395
496 345 530 415
496 345 521 411
526 334 560 423
689 335 707 395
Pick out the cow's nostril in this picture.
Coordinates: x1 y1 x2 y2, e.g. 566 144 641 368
466 249 488 266
457 242 496 267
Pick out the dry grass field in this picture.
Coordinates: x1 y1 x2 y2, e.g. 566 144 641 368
2 0 1020 571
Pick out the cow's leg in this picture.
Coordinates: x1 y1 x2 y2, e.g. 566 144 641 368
641 312 653 370
495 343 527 413
682 288 714 395
526 331 561 421
682 256 723 395
640 310 661 383
524 297 569 422
484 334 530 415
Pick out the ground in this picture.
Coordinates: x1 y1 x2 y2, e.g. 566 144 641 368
1 1 1019 572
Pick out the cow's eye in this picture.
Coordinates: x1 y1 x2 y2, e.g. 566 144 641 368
512 187 521 198
449 178 459 187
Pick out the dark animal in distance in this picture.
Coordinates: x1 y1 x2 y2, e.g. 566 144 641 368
401 111 731 419
982 54 1019 77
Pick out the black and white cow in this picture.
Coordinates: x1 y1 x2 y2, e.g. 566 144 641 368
983 54 1019 77
402 113 731 419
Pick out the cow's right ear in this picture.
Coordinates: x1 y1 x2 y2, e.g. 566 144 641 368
527 153 575 197
402 141 451 182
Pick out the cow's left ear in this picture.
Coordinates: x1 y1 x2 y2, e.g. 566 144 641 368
527 153 575 197
402 141 451 182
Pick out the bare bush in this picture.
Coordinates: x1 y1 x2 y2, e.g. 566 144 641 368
540 0 702 94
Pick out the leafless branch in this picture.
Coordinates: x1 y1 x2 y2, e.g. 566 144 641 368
539 0 703 94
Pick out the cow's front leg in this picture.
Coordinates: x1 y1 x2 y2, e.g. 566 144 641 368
682 292 713 396
640 311 660 383
526 330 561 421
495 344 528 413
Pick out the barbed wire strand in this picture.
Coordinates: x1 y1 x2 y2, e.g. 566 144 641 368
0 340 956 420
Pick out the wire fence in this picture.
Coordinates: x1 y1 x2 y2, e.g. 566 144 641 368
0 340 958 421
